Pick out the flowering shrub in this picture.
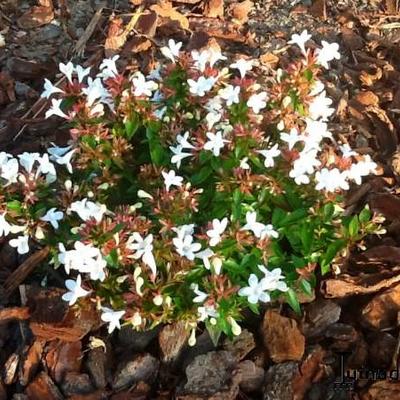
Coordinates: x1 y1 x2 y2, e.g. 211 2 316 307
0 31 384 342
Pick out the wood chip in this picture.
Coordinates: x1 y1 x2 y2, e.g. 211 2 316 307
262 310 305 363
0 307 30 324
204 0 224 18
25 372 63 400
17 6 54 29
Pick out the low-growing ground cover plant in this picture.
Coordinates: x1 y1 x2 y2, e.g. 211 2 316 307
0 31 385 343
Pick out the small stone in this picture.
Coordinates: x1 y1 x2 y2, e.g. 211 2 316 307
117 326 159 352
183 351 237 396
263 362 299 400
61 373 94 396
262 310 305 363
159 321 189 364
85 347 108 389
361 380 400 400
112 353 159 391
361 284 400 330
233 360 264 393
302 299 341 338
25 372 63 400
367 332 397 369
223 329 256 361
180 330 216 371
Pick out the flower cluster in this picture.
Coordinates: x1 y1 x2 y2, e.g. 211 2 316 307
0 31 384 341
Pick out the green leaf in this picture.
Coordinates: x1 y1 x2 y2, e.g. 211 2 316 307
323 203 335 221
359 207 371 224
300 223 313 254
286 288 301 315
300 279 313 297
320 239 346 275
348 215 359 238
145 126 167 166
191 166 213 185
124 116 139 140
7 200 22 213
206 323 222 347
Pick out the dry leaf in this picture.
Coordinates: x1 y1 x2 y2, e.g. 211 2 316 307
204 0 224 18
151 1 189 30
310 0 326 20
262 310 305 363
341 27 363 50
259 52 279 68
136 11 158 37
228 0 253 24
354 91 379 107
17 6 54 29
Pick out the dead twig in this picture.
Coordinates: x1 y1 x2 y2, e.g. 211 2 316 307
3 246 50 299
0 307 30 324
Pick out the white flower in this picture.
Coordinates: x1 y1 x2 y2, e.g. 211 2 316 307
191 283 208 303
1 158 19 184
205 96 223 113
240 157 250 169
187 76 216 97
98 55 119 79
315 168 349 192
195 248 214 269
259 224 279 240
170 144 193 168
173 234 201 260
346 155 377 185
218 85 240 106
309 91 334 121
160 39 182 63
45 98 69 119
191 49 226 72
131 72 158 97
176 132 196 149
59 61 74 83
197 304 219 322
60 241 106 281
162 170 183 191
36 154 57 183
75 65 91 83
247 92 268 113
241 211 266 238
70 199 106 222
127 233 157 277
9 235 30 255
206 218 228 246
50 149 76 174
238 274 271 304
41 79 64 99
191 50 210 72
310 80 325 96
280 128 300 150
137 189 153 200
316 41 340 68
303 119 332 151
62 274 90 305
0 213 11 237
101 307 125 333
41 208 64 229
257 144 280 168
230 58 253 78
82 77 109 107
207 48 227 68
206 111 222 129
288 30 311 55
340 144 357 158
203 131 229 156
227 316 242 336
18 152 39 174
289 149 321 184
172 224 195 239
258 265 288 292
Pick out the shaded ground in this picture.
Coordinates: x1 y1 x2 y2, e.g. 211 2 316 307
2 0 400 399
